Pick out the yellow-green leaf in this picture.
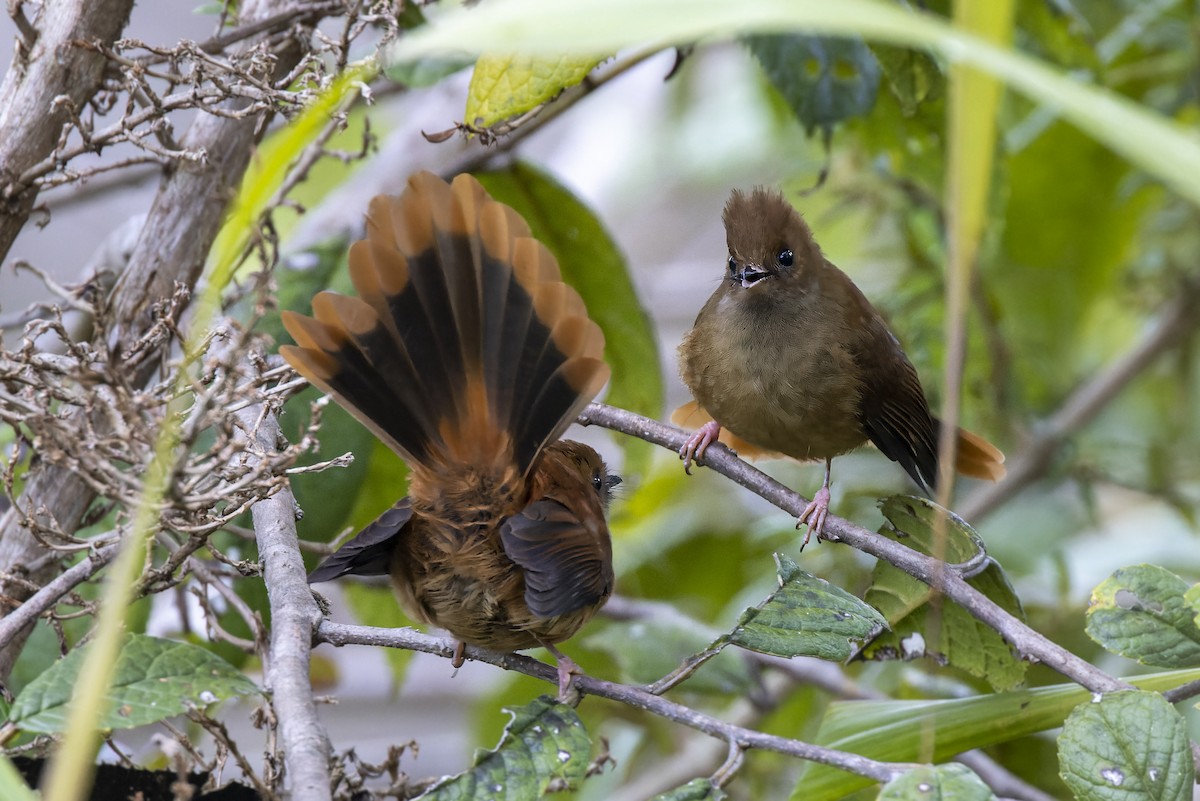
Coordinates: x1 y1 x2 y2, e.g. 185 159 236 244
466 53 604 128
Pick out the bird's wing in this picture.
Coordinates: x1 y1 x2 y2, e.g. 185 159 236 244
499 498 613 619
307 499 414 583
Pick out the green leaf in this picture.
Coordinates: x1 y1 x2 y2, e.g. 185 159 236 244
728 554 887 661
477 163 662 477
878 764 996 800
0 755 37 801
585 621 753 695
1058 690 1191 801
870 44 942 115
1184 583 1200 631
746 34 880 136
862 496 1027 691
420 696 592 800
9 635 259 734
649 778 728 801
466 54 604 128
1086 565 1200 668
797 668 1200 801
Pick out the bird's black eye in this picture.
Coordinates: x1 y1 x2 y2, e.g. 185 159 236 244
777 248 794 267
594 471 622 503
727 256 737 275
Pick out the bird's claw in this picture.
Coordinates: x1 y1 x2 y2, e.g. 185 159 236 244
795 485 831 550
538 641 584 705
555 655 583 705
680 421 721 475
451 640 467 675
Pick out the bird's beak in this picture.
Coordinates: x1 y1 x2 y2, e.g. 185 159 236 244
736 265 771 289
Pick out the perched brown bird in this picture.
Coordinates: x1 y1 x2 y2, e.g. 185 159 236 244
676 187 1004 541
281 172 617 696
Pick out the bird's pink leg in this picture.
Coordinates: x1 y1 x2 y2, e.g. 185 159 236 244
795 458 833 548
680 420 721 475
542 641 583 703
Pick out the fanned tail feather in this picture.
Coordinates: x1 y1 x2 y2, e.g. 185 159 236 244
281 171 609 486
954 426 1006 482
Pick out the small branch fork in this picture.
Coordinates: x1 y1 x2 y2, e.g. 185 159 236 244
578 402 1131 696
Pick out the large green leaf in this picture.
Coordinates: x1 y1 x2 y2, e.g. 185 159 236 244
420 696 592 800
862 496 1027 691
9 635 260 734
477 163 662 477
746 34 880 136
728 554 887 661
1058 690 1191 801
1086 564 1200 668
996 120 1155 409
796 668 1200 800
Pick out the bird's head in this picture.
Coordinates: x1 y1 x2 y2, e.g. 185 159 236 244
721 187 822 294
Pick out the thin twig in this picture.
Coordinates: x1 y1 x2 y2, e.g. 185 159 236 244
315 621 913 783
0 542 117 649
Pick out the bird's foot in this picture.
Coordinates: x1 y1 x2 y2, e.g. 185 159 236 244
795 485 831 549
451 640 466 674
543 642 584 705
680 421 721 475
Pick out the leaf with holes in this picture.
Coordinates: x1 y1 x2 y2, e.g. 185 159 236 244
726 554 887 661
1058 690 1190 801
861 496 1027 691
878 764 995 800
746 34 880 137
9 635 259 733
1086 564 1200 668
466 54 604 129
420 696 592 799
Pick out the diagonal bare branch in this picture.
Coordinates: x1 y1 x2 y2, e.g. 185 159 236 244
577 402 1131 694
